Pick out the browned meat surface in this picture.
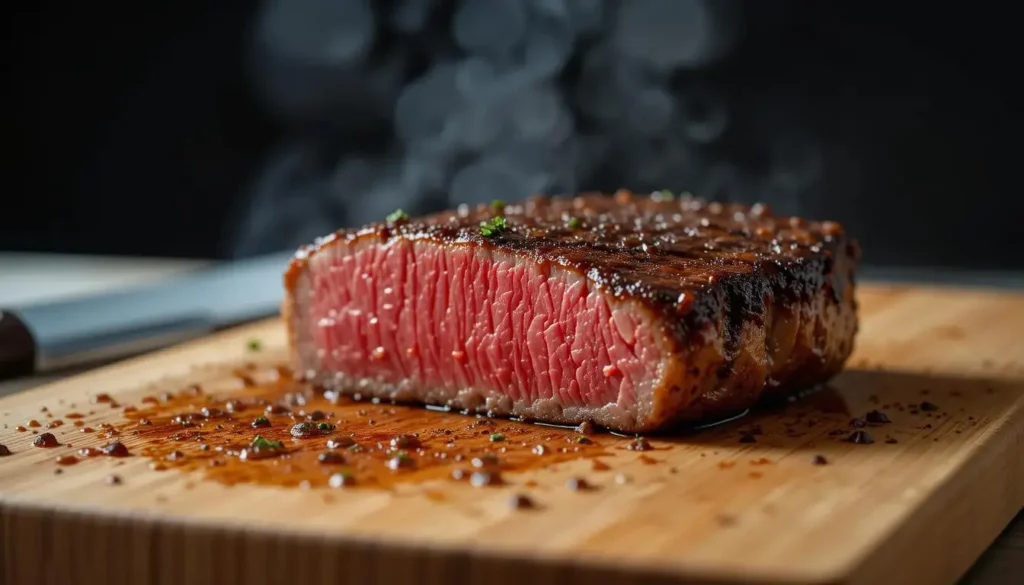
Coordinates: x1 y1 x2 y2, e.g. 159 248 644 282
283 191 859 432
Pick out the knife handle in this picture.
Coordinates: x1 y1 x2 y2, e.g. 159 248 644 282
0 310 36 379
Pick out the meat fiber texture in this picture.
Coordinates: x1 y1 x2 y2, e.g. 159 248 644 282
283 192 859 433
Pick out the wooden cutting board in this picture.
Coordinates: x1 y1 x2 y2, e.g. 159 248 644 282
1 284 1022 585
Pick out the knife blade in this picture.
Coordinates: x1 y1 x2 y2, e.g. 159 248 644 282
0 251 294 380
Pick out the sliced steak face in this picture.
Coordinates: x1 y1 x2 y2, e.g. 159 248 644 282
283 192 860 432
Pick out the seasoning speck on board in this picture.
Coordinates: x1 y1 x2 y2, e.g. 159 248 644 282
390 434 420 449
290 421 317 438
327 436 356 449
566 477 593 491
328 472 355 488
846 431 874 444
472 453 500 468
864 410 891 424
387 452 415 471
575 420 596 435
508 494 536 510
626 437 652 451
470 470 503 487
317 451 345 465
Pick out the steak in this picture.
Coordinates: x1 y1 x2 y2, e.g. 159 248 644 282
283 191 859 433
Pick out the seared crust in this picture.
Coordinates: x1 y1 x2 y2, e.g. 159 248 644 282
283 191 859 432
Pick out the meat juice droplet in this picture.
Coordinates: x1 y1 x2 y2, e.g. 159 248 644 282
33 433 59 448
102 442 130 457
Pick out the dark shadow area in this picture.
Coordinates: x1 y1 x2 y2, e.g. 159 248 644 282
5 2 1023 270
957 510 1024 585
644 368 1023 454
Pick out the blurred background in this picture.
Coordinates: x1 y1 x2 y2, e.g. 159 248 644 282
5 0 1022 269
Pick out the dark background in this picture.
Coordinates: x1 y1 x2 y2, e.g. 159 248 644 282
6 1 1021 269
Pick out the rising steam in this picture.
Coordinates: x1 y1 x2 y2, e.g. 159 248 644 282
230 0 820 257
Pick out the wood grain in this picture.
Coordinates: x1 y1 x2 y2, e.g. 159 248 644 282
1 284 1022 585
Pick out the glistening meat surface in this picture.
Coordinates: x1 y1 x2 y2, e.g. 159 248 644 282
283 192 860 432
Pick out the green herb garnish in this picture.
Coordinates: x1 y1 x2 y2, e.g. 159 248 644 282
489 433 506 443
567 217 582 229
386 209 409 224
395 450 410 459
317 422 335 433
576 436 591 444
491 199 506 210
246 338 262 351
252 435 283 450
479 216 508 237
251 416 270 428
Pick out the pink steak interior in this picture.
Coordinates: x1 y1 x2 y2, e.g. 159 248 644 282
305 239 668 413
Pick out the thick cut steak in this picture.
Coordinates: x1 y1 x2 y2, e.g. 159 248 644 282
283 192 859 432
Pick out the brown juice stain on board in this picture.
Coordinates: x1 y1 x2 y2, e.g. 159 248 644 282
114 368 616 490
6 362 977 492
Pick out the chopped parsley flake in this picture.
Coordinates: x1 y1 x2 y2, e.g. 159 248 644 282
576 436 591 444
317 422 335 433
251 435 283 450
386 209 409 223
479 216 508 237
246 338 261 351
489 433 506 442
251 416 270 428
567 217 582 229
491 199 506 210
